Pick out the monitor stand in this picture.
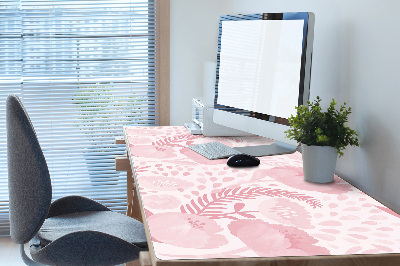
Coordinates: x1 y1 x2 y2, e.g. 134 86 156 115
233 141 298 157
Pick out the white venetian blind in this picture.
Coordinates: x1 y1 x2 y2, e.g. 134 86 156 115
0 0 159 236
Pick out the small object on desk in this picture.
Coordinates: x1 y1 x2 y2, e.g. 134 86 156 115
184 121 202 135
188 142 242 160
227 154 260 167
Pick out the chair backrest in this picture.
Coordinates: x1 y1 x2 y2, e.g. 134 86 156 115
6 94 52 244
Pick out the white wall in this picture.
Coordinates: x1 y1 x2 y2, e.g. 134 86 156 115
170 0 400 212
170 0 228 125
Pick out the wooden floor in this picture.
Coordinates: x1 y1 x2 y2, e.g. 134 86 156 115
0 237 26 266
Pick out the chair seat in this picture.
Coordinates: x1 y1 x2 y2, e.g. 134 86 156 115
37 211 147 248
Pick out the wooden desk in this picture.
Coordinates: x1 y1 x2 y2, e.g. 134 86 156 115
119 126 400 266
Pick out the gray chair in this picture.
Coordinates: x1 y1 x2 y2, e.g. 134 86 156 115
6 94 148 265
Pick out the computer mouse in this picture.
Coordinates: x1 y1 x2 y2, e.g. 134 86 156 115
227 154 260 167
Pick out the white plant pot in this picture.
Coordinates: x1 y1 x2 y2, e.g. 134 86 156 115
301 144 338 183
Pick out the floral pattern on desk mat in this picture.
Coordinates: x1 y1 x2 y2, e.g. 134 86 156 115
125 126 400 260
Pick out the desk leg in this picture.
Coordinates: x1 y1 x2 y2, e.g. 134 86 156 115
139 252 152 266
117 139 148 266
115 155 143 222
125 260 140 266
125 177 148 266
125 252 152 266
126 170 134 217
127 170 143 223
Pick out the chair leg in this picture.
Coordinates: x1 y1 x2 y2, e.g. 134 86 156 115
20 244 46 266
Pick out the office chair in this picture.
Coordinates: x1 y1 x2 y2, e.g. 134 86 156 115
6 94 148 265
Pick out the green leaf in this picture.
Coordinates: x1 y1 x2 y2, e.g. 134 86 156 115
285 97 359 157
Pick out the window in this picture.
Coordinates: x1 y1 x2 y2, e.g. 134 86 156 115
0 0 169 236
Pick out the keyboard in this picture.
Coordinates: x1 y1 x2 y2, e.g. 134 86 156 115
188 142 242 160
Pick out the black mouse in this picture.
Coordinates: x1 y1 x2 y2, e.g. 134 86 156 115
227 154 260 167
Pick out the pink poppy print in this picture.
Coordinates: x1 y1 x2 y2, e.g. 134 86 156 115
144 194 182 210
147 212 228 249
228 219 330 256
125 127 166 136
258 198 314 229
140 175 195 192
124 126 400 261
152 134 198 147
129 144 178 159
263 166 353 194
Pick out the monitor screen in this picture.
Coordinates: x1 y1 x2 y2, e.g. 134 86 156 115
217 19 304 119
213 13 315 156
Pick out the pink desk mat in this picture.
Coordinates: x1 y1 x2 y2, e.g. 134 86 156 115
124 126 400 260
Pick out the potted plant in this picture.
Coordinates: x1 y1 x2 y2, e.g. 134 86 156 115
285 96 359 183
72 83 136 186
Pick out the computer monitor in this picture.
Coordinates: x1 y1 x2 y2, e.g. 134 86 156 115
213 12 315 156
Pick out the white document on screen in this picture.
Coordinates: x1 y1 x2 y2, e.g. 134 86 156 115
217 19 304 119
